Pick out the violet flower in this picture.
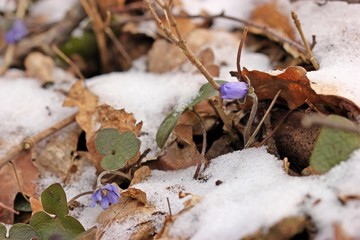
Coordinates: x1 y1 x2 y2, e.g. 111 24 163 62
220 82 248 100
5 19 28 44
91 183 121 209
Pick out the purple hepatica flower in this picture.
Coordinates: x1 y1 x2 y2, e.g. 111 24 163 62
91 183 121 209
220 82 248 100
5 19 28 44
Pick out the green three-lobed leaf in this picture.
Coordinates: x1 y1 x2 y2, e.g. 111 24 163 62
95 128 141 170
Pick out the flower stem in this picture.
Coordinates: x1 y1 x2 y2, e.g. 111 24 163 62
97 170 132 187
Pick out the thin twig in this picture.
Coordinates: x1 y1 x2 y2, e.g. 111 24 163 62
96 170 132 187
80 0 111 72
67 191 94 207
166 197 172 216
245 90 281 148
0 113 76 169
0 202 19 215
209 97 239 142
52 45 85 80
191 109 207 179
244 84 258 145
9 161 29 202
236 28 248 81
144 0 220 91
254 110 292 147
291 11 319 70
302 115 360 134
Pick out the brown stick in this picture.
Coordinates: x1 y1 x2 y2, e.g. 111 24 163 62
52 44 85 80
144 0 220 91
236 28 248 81
0 113 76 169
291 11 319 70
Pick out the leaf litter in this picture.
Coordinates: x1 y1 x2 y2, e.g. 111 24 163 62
0 0 360 239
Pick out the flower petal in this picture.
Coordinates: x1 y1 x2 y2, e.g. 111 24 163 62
95 189 103 201
100 196 110 209
110 184 121 197
91 193 98 207
5 19 28 44
107 191 119 204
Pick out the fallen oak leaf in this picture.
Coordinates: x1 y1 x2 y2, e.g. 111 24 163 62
240 66 360 120
242 66 320 110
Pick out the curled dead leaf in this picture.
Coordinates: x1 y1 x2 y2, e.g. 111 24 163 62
130 166 151 186
25 51 55 85
97 104 142 135
63 80 98 136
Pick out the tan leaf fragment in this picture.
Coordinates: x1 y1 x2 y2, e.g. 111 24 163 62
243 216 309 240
63 80 99 136
151 124 202 170
97 104 142 135
156 195 201 239
121 188 147 205
148 29 227 73
333 223 353 240
251 1 296 41
97 189 164 240
24 51 55 85
130 166 151 186
0 152 39 224
32 122 81 178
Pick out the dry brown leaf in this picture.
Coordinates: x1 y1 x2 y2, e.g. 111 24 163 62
150 124 201 170
251 1 296 41
0 152 39 223
97 104 142 135
160 17 196 39
63 80 98 136
148 29 222 73
97 190 162 240
147 39 186 73
130 166 151 186
272 110 320 173
243 216 309 240
98 0 125 14
333 223 353 240
24 52 55 85
156 195 201 239
242 66 360 120
121 188 147 205
197 47 220 77
33 123 81 178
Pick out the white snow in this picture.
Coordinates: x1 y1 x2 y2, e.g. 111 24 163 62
0 0 360 239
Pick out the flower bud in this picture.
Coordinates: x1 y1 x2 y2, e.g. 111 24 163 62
220 82 248 100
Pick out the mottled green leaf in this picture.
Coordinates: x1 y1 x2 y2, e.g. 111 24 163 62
0 224 6 238
30 211 84 240
156 81 226 148
95 128 121 155
41 183 69 218
14 194 32 212
8 224 40 240
310 115 360 173
100 153 127 170
116 131 141 159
